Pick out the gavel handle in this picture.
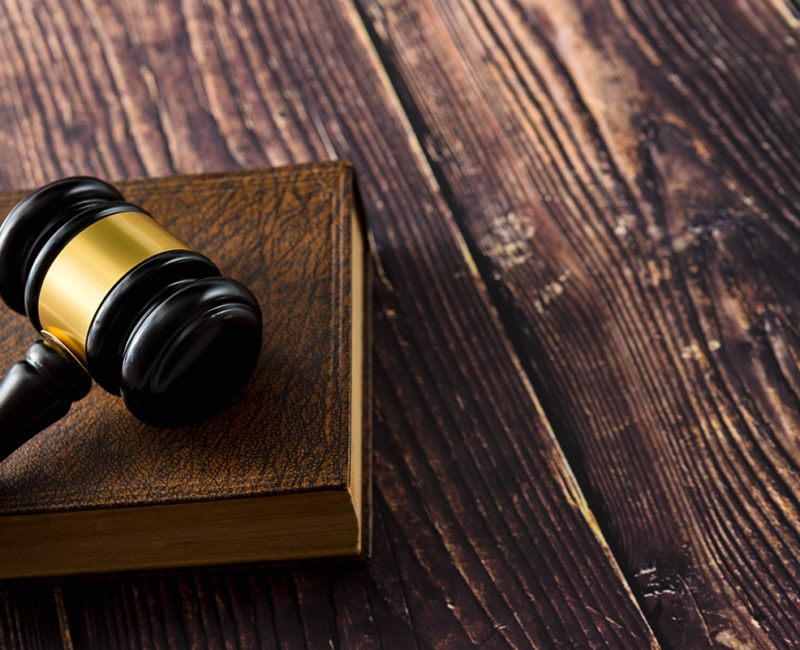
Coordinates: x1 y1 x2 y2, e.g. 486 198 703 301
0 339 91 462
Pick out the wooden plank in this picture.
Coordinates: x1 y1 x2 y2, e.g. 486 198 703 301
354 0 800 646
0 0 658 648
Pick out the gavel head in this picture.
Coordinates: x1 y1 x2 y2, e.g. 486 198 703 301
0 177 262 426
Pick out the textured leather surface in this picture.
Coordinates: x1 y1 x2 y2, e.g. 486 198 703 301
0 162 358 515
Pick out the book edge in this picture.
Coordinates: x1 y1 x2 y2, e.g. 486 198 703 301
0 488 360 579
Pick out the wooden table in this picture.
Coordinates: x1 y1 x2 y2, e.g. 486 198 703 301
1 1 798 647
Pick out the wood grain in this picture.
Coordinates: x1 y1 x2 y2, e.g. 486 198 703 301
354 0 800 646
0 0 658 648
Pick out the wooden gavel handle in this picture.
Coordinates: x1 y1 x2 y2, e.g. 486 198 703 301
0 339 91 462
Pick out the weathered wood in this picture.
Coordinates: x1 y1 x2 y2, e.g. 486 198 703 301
0 0 658 648
355 0 800 646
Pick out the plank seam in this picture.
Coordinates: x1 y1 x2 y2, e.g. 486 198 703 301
347 0 661 644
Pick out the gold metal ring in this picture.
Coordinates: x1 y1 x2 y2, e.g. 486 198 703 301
37 211 190 362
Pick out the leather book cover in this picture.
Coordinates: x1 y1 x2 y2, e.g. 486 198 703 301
0 162 372 578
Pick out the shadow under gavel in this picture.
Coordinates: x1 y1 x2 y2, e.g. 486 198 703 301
0 177 263 461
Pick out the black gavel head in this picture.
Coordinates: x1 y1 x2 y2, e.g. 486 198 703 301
0 176 262 426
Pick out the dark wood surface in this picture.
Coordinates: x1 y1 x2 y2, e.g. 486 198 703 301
0 0 797 648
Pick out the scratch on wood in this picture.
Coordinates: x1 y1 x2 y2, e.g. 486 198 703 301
679 575 712 647
457 238 480 278
53 587 75 650
768 0 800 27
309 108 338 159
584 603 625 632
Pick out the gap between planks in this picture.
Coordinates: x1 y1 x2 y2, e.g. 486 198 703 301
345 0 660 640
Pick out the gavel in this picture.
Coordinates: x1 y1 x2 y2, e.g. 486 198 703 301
0 177 262 460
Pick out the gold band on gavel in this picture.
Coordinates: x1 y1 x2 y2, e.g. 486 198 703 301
37 211 190 363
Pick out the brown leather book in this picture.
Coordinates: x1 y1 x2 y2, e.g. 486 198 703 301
0 162 371 578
